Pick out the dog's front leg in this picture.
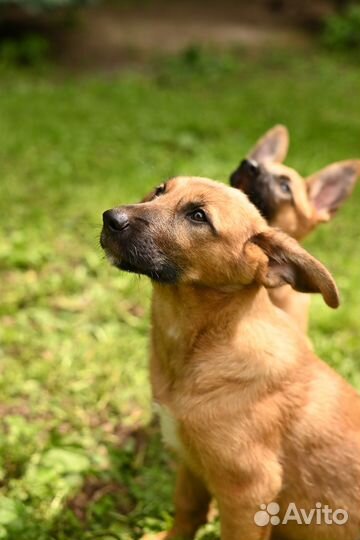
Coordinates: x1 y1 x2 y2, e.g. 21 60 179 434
218 501 273 540
164 461 211 539
142 462 211 540
214 467 282 540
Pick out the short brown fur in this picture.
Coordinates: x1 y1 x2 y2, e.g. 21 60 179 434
101 177 360 540
230 125 360 331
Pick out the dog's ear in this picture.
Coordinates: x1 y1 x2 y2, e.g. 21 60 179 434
248 125 289 164
245 229 339 308
307 160 360 222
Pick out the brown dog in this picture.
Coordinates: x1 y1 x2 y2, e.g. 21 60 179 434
101 177 360 540
101 176 360 540
229 125 360 331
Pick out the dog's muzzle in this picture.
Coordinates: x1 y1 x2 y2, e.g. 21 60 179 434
100 207 132 264
230 159 278 222
230 159 260 189
100 206 180 284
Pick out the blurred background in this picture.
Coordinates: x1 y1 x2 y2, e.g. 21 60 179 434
0 1 359 539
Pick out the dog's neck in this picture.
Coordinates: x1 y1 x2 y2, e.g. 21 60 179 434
152 281 269 331
150 282 304 400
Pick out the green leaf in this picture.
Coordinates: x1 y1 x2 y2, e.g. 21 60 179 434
41 448 90 474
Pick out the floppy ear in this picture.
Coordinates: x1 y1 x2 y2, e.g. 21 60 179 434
307 160 360 222
248 125 289 164
245 229 339 308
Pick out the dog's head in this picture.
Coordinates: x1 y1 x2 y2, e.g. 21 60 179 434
101 176 339 308
230 125 360 239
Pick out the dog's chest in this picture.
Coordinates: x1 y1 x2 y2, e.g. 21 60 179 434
153 403 182 453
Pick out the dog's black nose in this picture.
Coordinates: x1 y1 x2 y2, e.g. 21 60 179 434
103 209 129 233
240 159 260 177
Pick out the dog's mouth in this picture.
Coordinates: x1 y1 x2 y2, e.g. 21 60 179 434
100 226 180 284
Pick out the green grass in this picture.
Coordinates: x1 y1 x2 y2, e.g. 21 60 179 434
0 47 360 539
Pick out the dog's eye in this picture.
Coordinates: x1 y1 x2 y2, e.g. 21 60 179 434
188 209 208 223
154 184 166 197
279 177 292 195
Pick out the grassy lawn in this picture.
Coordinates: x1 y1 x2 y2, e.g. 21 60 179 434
0 47 360 539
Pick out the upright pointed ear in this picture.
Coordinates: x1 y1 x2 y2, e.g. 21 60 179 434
307 160 360 222
248 125 289 164
245 229 339 308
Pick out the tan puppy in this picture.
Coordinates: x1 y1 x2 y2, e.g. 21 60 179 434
101 177 360 540
229 125 360 331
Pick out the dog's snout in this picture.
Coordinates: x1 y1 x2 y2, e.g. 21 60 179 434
240 159 260 177
103 209 130 233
